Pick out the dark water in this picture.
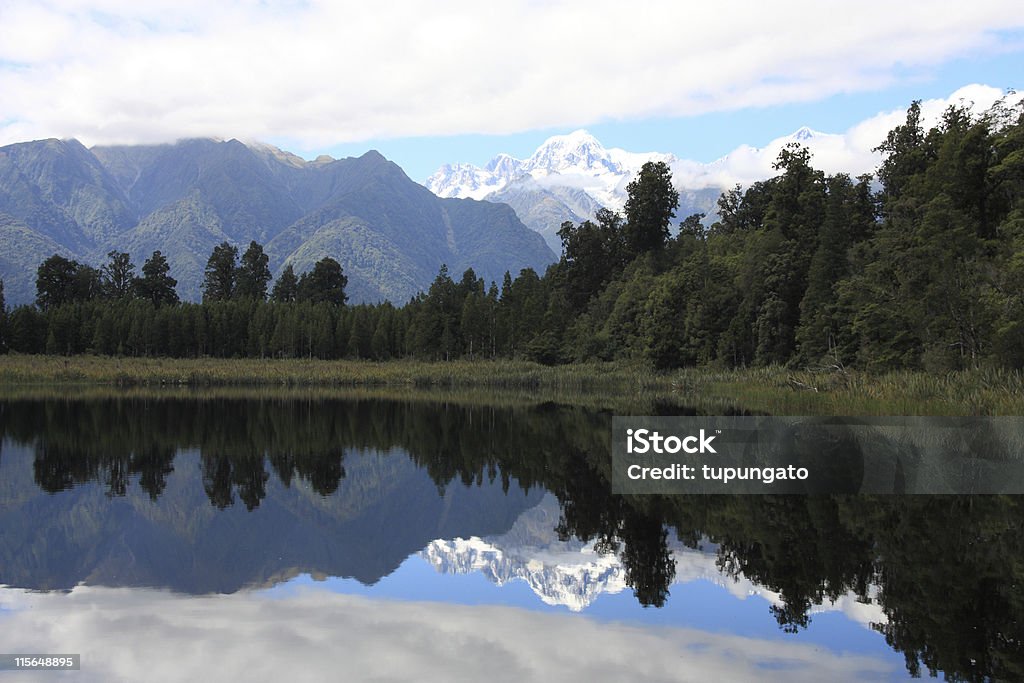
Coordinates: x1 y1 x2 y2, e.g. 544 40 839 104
0 393 1020 682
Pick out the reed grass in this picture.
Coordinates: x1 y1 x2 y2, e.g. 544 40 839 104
1 354 1022 415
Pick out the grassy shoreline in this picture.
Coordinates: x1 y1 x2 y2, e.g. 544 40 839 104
1 354 1022 415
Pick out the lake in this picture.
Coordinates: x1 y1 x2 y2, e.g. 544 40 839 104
0 390 1019 681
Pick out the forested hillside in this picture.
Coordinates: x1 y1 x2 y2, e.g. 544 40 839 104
0 139 554 305
1 98 1022 371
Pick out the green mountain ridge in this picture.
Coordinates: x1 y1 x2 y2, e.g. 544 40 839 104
0 138 556 305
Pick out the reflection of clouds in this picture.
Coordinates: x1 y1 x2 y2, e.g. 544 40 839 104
0 585 904 682
702 556 887 630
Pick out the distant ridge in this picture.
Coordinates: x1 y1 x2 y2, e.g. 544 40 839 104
0 138 555 305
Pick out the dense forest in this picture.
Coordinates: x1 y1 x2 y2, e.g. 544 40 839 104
1 97 1022 371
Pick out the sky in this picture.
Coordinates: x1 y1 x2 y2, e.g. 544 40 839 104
0 1 1021 182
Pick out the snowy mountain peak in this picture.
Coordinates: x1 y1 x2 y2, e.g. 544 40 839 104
424 129 648 214
526 129 619 176
483 152 523 183
535 128 603 153
790 126 820 142
423 129 724 253
424 161 504 200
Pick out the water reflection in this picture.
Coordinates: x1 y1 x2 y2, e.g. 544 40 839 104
0 393 1022 681
0 585 904 683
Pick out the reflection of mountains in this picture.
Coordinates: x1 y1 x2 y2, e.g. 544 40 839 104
421 494 887 626
422 495 626 611
0 440 542 593
0 394 611 595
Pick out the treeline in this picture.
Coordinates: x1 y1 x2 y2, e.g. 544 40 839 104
1 96 1023 369
544 97 1024 371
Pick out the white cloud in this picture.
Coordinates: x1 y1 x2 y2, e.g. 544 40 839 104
0 584 902 682
0 1 1021 148
672 84 1023 189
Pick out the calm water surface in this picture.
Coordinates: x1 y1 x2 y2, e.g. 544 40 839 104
0 392 1020 682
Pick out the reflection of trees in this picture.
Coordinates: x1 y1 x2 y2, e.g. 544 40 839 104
666 494 1024 681
7 399 352 510
698 496 875 632
842 496 1024 682
3 395 1024 680
201 452 268 511
619 510 676 608
33 442 174 500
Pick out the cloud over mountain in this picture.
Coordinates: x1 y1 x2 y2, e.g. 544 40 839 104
671 84 1023 189
1 2 1021 148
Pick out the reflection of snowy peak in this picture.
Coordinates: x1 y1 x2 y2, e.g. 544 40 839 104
420 494 888 627
419 494 625 611
421 537 626 612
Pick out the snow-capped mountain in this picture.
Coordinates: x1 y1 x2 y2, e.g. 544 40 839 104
427 127 860 253
427 87 1024 254
419 494 887 625
425 130 715 252
426 129 674 210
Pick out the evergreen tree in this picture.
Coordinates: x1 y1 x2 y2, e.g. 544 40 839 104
202 242 238 302
347 306 372 358
497 271 514 355
271 264 299 303
101 250 137 300
371 307 393 360
875 100 928 205
72 265 103 303
34 256 100 309
136 251 180 307
36 255 80 310
235 241 271 301
297 257 348 306
247 302 275 357
309 303 336 358
557 208 626 309
623 161 678 256
6 306 46 353
796 174 864 363
460 289 488 358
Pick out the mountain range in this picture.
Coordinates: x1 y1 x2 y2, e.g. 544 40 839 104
0 137 555 305
0 440 541 593
425 127 842 253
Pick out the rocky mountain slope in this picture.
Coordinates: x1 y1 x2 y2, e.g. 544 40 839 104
0 138 555 304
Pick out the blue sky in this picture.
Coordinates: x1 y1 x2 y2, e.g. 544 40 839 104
312 44 1024 181
0 2 1021 182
